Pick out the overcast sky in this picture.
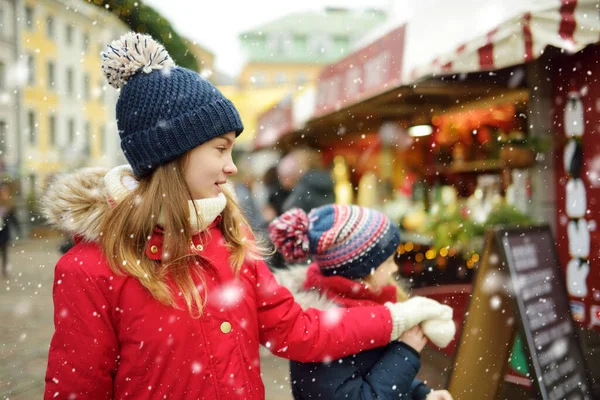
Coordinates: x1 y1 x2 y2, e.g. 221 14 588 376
142 0 393 77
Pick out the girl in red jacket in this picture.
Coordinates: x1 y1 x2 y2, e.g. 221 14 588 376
42 32 452 400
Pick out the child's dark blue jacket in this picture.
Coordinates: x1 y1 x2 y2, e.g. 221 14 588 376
273 264 432 400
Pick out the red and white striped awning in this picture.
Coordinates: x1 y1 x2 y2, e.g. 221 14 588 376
407 0 599 82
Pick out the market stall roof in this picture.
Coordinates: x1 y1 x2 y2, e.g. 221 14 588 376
407 0 600 82
255 0 599 150
254 86 317 149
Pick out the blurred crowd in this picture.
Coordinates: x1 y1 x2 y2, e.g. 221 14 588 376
232 148 335 268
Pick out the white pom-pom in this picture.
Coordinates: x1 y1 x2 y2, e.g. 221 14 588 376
101 32 175 89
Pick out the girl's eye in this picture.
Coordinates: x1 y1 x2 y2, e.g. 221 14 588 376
217 147 226 153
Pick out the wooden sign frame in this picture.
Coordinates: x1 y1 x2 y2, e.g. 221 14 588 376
448 225 592 399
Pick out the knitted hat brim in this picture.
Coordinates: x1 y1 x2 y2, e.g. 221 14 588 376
122 98 243 177
319 223 401 280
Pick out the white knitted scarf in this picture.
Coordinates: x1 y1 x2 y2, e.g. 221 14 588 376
104 165 227 233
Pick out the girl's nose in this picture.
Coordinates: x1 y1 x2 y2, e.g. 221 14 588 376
224 159 238 175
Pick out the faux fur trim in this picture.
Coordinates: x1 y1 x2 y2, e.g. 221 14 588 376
41 166 238 242
272 265 339 311
272 264 410 311
41 167 111 242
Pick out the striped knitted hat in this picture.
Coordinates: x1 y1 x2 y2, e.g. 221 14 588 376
269 205 400 279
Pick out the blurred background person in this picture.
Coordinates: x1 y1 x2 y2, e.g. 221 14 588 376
233 155 268 236
0 183 20 278
278 147 335 213
261 165 290 223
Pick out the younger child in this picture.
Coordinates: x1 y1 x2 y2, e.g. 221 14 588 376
269 205 456 400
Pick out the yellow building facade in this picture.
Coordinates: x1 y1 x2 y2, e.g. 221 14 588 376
218 85 292 149
21 0 127 188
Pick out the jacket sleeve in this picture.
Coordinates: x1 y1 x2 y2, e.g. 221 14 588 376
44 253 118 400
254 260 393 362
290 342 422 400
411 378 432 399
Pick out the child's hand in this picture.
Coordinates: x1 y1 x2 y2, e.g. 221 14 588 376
399 325 427 353
426 390 453 400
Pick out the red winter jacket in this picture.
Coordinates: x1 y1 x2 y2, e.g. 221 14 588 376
42 168 394 400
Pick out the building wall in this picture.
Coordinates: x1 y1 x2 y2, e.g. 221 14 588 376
238 63 321 89
0 0 19 177
186 40 215 74
236 9 387 146
20 0 127 191
218 85 291 149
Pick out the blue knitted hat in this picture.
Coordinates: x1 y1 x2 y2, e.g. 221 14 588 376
269 205 401 279
101 32 243 177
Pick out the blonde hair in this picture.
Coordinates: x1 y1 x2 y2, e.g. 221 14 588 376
99 158 266 317
362 275 409 302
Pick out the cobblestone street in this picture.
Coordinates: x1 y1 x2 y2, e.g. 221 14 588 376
0 237 295 400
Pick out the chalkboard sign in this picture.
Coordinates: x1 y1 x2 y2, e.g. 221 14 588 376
448 225 592 399
499 226 592 400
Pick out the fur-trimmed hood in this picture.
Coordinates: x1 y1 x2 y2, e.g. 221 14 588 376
42 167 112 243
272 265 340 311
272 264 409 311
41 166 237 243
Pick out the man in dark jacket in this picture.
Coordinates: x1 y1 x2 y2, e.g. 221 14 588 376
277 148 335 213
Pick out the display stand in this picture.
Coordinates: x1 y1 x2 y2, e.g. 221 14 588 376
448 225 592 399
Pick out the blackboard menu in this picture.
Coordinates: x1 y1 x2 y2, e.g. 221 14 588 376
499 227 592 400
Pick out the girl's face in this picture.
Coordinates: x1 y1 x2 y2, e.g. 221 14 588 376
364 254 399 290
184 132 237 199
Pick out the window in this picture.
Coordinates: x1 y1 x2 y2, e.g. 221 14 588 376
98 80 105 102
66 25 73 45
297 72 308 85
27 54 35 85
99 125 106 154
311 35 330 56
83 73 90 100
25 6 34 30
275 72 288 85
47 15 55 38
0 61 5 90
28 174 36 195
252 72 265 87
0 121 6 154
68 119 75 144
268 33 292 55
294 34 308 52
333 35 349 52
28 111 36 145
66 68 73 96
47 61 55 89
49 115 56 147
83 121 91 156
0 6 5 38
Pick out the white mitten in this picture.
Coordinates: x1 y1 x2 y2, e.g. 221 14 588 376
566 258 589 298
385 297 453 341
422 318 456 348
568 219 590 258
566 179 587 218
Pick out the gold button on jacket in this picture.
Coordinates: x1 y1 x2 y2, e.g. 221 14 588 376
220 321 232 334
